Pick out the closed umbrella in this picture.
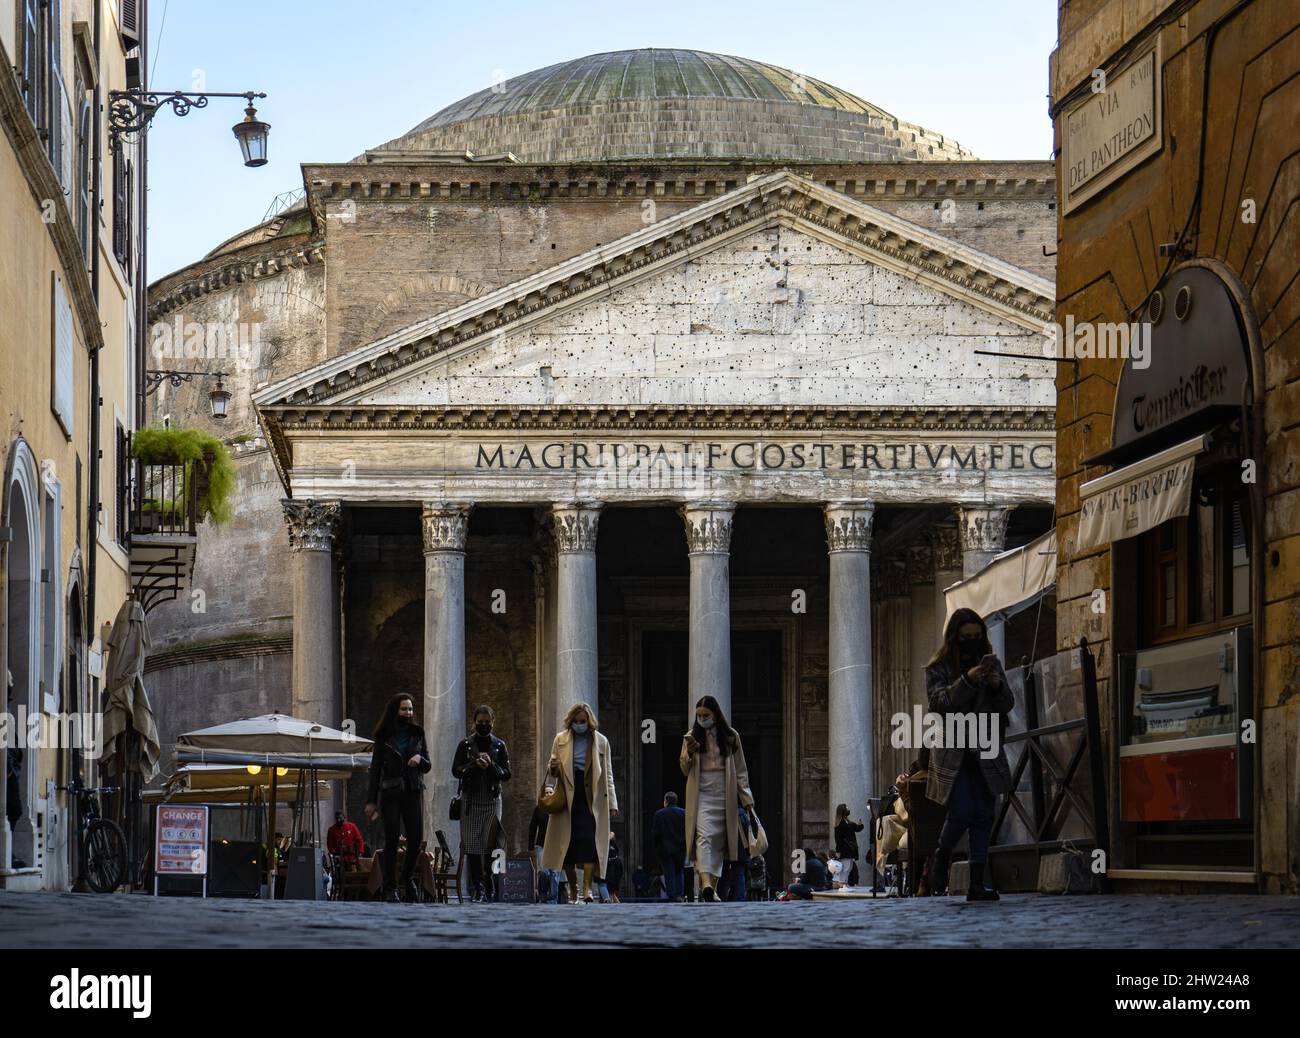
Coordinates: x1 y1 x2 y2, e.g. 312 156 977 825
101 597 161 782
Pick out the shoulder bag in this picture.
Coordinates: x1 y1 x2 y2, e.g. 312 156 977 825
449 739 471 821
538 770 567 816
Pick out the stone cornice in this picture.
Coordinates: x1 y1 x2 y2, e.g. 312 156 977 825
262 403 1055 435
303 159 1055 210
0 43 105 356
254 170 1056 411
147 238 326 322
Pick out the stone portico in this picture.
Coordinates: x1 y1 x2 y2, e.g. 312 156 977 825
254 170 1055 875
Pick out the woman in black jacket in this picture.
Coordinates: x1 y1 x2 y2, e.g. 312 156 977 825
833 803 864 887
924 608 1015 901
365 693 432 902
452 704 511 902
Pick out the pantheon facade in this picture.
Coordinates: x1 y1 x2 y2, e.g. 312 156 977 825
146 50 1057 878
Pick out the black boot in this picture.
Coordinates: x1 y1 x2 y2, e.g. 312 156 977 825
966 861 999 901
404 877 420 903
930 847 952 896
384 886 401 903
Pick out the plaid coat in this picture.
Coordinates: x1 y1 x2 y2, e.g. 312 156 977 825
924 656 1015 807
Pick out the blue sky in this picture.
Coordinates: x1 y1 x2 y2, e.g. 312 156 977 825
145 0 1058 279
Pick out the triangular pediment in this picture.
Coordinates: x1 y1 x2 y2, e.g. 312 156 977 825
253 170 1054 413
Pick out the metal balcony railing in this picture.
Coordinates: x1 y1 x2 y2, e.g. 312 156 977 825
130 459 200 537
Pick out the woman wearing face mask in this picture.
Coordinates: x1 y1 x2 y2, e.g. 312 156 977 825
680 695 755 902
452 704 512 903
364 693 432 902
540 702 618 903
924 607 1014 901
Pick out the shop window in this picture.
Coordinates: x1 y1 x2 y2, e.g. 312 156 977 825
1138 472 1251 645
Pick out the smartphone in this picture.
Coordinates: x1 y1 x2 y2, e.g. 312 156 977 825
979 653 999 668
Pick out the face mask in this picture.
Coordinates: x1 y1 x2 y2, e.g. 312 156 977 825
958 637 984 661
571 722 589 735
476 723 492 736
697 717 715 730
397 714 411 727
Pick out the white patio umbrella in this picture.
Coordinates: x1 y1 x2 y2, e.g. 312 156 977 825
175 713 369 756
175 713 373 897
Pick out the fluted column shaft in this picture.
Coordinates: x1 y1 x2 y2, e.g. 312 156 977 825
551 503 602 724
825 501 874 838
680 502 735 719
422 503 470 847
957 506 1011 658
282 500 342 728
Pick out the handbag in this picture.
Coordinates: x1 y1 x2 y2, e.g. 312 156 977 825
449 739 470 821
746 806 769 857
538 771 567 815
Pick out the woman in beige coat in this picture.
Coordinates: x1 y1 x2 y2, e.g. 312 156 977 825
680 695 755 901
541 702 618 903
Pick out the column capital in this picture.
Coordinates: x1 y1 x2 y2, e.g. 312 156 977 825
906 542 934 586
678 501 736 554
281 499 341 553
421 502 471 554
823 501 874 553
931 524 962 571
956 506 1011 555
551 502 603 554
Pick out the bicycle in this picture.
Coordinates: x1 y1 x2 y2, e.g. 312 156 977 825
60 783 128 893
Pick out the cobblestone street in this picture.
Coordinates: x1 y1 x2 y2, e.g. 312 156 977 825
3 891 1298 949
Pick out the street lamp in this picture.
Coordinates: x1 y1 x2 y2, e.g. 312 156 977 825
108 89 270 166
144 370 232 421
232 101 270 168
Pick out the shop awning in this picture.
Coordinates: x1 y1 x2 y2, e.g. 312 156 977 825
1076 434 1209 551
944 528 1056 622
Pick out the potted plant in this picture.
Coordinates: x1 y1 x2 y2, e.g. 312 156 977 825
131 427 236 527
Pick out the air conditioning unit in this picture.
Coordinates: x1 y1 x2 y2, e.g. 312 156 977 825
120 0 142 50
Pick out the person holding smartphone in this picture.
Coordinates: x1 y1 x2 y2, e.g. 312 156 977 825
364 693 431 903
923 607 1014 901
453 704 511 903
680 695 755 902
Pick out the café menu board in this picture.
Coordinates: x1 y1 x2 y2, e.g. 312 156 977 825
156 805 209 875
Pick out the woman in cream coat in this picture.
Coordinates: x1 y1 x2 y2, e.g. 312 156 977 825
541 702 618 903
680 695 755 902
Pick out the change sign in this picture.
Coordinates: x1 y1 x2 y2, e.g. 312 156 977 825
155 805 209 876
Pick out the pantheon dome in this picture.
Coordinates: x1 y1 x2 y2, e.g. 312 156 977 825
371 48 975 164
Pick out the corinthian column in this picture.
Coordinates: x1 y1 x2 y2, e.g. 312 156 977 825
282 500 342 727
932 524 962 646
957 506 1011 659
824 501 874 840
422 502 470 847
957 506 1012 579
551 503 602 722
679 502 735 718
